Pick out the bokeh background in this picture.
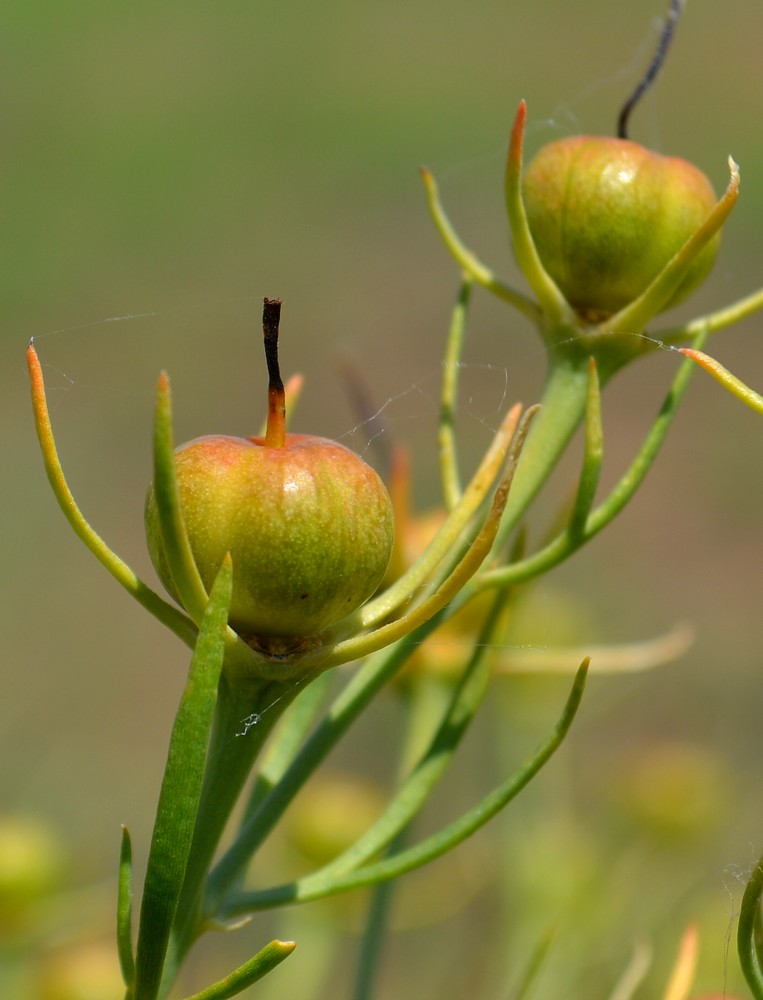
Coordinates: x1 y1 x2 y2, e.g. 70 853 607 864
3 1 763 997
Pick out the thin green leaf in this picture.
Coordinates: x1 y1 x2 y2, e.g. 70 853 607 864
660 285 763 343
738 855 763 1000
292 592 511 885
182 940 296 1000
224 659 588 914
438 277 472 511
117 826 136 989
134 558 232 1000
204 627 438 914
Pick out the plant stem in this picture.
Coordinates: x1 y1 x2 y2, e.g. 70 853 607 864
496 354 594 546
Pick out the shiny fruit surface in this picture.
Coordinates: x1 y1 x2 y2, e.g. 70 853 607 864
146 432 394 643
523 135 719 319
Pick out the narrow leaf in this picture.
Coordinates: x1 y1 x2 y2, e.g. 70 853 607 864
182 940 296 1000
117 825 136 989
225 659 588 914
134 557 232 1000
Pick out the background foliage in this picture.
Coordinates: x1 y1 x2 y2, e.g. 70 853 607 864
3 1 763 996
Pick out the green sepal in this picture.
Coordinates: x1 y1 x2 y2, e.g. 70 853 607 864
152 371 210 626
181 940 296 1000
504 100 575 329
26 342 196 648
117 825 136 989
419 167 540 324
133 557 232 1000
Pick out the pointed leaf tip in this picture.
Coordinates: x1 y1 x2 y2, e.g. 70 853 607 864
678 347 763 415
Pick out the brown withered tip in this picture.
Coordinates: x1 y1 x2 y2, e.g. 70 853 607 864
262 297 285 447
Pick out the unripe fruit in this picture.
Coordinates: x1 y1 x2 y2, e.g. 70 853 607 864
522 136 719 320
145 300 394 649
145 432 393 641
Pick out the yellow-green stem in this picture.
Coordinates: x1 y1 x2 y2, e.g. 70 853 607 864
496 355 596 547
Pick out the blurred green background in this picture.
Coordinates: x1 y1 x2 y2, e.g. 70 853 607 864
3 0 763 997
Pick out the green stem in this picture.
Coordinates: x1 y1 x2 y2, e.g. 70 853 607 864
481 330 707 591
496 354 594 546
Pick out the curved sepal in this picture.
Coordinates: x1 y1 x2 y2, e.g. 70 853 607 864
419 165 541 323
504 100 575 328
26 342 197 647
152 371 210 626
